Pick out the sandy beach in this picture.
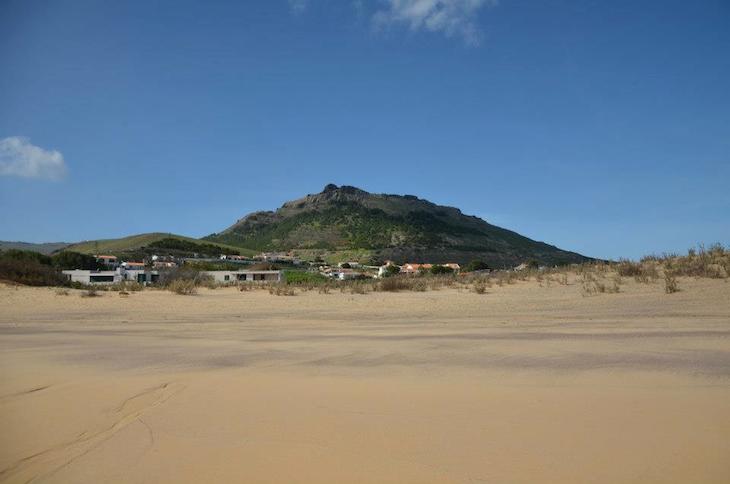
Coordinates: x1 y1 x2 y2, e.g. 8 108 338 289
1 277 729 483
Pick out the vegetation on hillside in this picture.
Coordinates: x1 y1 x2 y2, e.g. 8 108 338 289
0 249 103 286
65 232 250 258
205 185 590 267
148 238 240 256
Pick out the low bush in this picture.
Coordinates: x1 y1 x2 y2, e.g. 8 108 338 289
158 266 214 293
377 277 410 292
285 270 327 285
580 272 620 296
664 271 679 294
411 279 428 292
616 260 642 277
81 288 100 298
168 279 197 295
349 283 368 295
269 284 296 296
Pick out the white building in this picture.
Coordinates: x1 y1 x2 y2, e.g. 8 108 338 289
63 270 121 284
62 268 159 285
94 255 119 269
121 261 145 270
202 270 282 284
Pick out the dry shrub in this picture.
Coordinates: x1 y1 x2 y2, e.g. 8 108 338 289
349 283 368 295
472 281 487 294
664 271 679 294
168 279 197 295
666 244 729 278
616 260 642 277
634 263 659 283
411 280 428 292
119 291 130 297
580 272 619 296
378 277 410 292
55 288 70 296
269 285 296 296
81 288 100 298
104 281 145 292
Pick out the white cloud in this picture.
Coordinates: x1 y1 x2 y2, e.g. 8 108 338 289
0 137 68 181
289 0 309 14
373 0 497 46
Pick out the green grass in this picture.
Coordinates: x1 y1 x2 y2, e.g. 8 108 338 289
65 233 254 256
283 270 328 284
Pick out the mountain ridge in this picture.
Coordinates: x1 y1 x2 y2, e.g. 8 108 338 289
206 184 591 267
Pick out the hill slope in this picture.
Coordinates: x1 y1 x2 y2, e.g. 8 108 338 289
65 233 252 257
205 184 590 267
0 241 70 255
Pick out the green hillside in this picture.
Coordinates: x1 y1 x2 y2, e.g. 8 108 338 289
66 233 254 257
206 184 591 267
0 241 70 255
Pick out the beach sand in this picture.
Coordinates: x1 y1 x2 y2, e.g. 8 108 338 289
1 276 729 483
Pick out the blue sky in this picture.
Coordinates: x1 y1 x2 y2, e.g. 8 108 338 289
1 0 728 260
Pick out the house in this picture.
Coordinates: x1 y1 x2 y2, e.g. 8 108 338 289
219 254 249 261
62 268 159 285
63 270 122 284
254 252 301 264
121 261 145 270
152 260 178 269
329 268 367 280
400 263 430 274
122 269 160 284
95 255 118 269
338 261 361 268
202 270 283 284
400 263 461 274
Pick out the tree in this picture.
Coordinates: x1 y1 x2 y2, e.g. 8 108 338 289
465 260 491 272
383 264 401 277
430 264 454 275
52 251 103 270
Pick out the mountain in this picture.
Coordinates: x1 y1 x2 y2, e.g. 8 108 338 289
205 184 591 267
0 241 70 255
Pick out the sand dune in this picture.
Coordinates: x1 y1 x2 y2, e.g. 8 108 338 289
1 277 729 482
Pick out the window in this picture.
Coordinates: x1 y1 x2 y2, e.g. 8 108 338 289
224 275 230 281
90 275 114 282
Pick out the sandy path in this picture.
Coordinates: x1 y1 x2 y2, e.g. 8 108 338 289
1 277 729 482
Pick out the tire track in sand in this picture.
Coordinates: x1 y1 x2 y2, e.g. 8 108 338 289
0 381 184 483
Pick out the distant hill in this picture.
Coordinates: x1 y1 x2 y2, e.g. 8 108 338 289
205 184 591 267
64 233 253 257
0 241 70 255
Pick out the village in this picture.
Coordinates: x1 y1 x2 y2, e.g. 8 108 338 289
59 251 495 286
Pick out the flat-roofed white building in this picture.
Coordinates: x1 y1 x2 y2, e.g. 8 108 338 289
63 270 122 284
203 270 282 284
62 268 159 285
